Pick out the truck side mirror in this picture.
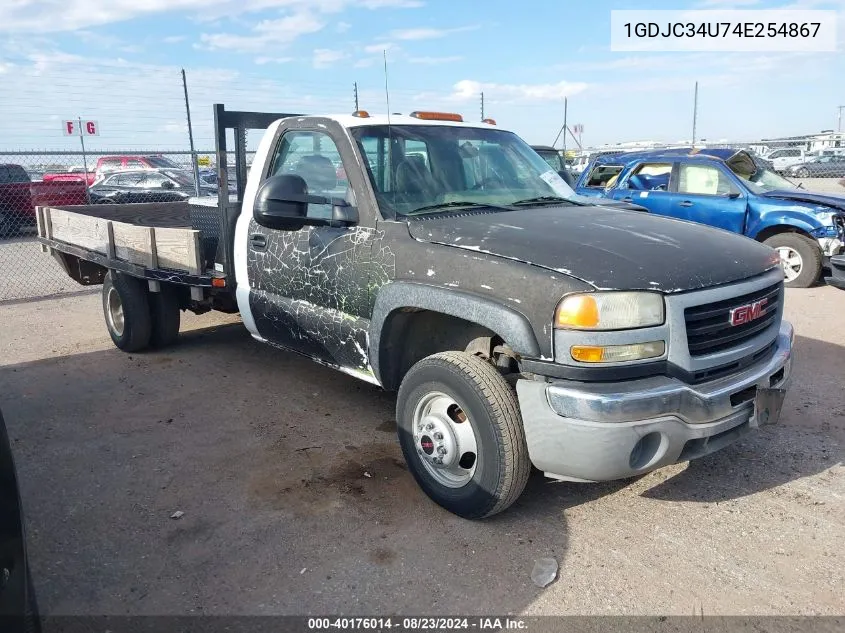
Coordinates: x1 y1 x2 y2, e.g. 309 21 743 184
254 174 358 231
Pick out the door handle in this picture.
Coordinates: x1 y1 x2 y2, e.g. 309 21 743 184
621 197 633 203
679 200 693 207
250 233 267 250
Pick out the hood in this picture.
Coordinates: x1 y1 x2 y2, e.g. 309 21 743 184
407 204 780 293
761 189 845 212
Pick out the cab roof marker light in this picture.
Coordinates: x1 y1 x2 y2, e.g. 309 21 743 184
352 110 370 118
410 111 464 122
482 118 497 125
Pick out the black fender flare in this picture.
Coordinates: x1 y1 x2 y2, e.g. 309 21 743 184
369 282 541 386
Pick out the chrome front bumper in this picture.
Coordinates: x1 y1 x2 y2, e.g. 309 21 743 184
516 321 794 482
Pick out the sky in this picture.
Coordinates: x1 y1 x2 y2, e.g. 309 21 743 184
0 0 843 152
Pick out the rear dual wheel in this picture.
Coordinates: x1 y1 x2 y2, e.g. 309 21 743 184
102 271 181 351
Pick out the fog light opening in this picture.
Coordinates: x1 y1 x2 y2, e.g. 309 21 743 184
629 432 664 470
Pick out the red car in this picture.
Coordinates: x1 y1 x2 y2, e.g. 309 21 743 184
42 166 96 186
0 164 88 236
94 155 182 180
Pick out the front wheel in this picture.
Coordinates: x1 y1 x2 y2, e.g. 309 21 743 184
796 167 810 178
396 351 531 519
763 233 821 288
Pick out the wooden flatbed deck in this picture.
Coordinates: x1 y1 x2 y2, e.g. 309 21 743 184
37 202 204 275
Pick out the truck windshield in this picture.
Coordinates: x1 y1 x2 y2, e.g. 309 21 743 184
350 125 577 217
741 168 798 193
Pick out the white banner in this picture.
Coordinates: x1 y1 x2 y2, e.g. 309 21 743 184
62 120 100 136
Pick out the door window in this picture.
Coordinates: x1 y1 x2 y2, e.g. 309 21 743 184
269 131 347 220
678 164 740 196
113 172 146 187
626 163 672 191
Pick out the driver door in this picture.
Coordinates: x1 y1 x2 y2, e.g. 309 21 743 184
608 161 676 216
246 129 379 375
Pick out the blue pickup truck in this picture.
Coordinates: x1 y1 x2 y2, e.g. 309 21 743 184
575 148 845 287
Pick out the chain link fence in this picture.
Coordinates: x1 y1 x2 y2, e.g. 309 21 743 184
2 62 845 301
0 149 256 301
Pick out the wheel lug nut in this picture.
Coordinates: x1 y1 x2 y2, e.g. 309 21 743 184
425 423 434 431
433 432 443 440
437 446 447 455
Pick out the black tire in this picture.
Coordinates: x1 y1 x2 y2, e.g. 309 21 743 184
396 351 531 519
149 285 181 348
763 232 821 288
102 271 152 352
797 167 810 178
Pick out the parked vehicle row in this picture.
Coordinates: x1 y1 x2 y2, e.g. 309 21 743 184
38 105 793 520
88 168 215 204
574 147 845 287
783 154 845 179
42 154 185 185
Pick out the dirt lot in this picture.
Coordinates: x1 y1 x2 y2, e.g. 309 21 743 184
0 286 843 616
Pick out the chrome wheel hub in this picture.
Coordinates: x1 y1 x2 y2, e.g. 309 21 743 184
412 392 478 488
776 246 802 282
106 286 125 336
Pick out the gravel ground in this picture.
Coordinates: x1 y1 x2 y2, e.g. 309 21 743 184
0 285 843 617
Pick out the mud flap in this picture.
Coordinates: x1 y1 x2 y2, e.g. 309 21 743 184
751 387 787 428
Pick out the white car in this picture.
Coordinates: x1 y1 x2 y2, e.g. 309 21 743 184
766 148 806 173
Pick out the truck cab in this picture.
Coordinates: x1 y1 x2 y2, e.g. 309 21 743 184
575 148 845 287
38 106 794 519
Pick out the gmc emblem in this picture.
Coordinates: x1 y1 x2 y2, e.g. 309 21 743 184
729 298 768 327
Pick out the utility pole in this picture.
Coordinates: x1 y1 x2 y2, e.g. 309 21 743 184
562 97 568 156
692 81 699 148
838 105 845 133
480 92 484 121
354 82 359 111
181 69 200 196
551 98 568 149
76 116 91 204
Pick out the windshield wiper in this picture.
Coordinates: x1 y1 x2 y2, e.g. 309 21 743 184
406 201 512 216
510 195 582 206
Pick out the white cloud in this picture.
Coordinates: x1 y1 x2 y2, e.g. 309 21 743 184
336 21 352 32
447 78 588 103
408 55 462 64
199 11 324 52
364 42 394 53
389 24 479 40
255 56 294 64
312 48 346 68
0 0 423 33
163 35 188 43
354 58 376 68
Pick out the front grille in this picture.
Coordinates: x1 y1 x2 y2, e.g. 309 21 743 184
684 282 782 357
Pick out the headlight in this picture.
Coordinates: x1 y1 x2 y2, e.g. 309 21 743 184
555 291 664 330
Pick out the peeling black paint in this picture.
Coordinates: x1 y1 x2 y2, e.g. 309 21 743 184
247 219 395 375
